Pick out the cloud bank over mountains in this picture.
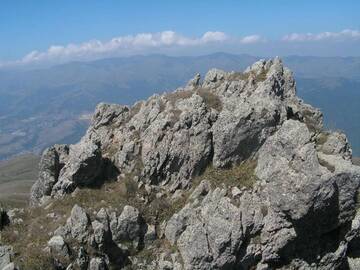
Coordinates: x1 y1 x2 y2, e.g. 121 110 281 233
282 29 360 42
1 29 359 67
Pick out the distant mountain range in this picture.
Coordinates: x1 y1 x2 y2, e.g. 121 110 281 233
0 53 359 159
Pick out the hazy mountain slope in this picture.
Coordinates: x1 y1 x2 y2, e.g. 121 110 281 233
0 154 39 207
297 77 360 154
0 53 359 159
284 55 360 79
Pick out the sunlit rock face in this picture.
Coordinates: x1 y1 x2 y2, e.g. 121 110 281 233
22 58 360 270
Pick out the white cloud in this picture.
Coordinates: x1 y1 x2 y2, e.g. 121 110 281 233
240 35 265 44
0 31 265 67
282 29 360 42
201 31 228 43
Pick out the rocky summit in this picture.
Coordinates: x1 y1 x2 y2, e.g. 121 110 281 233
1 58 360 270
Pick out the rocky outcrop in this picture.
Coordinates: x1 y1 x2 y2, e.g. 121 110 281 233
24 58 360 269
0 246 13 270
110 205 145 247
30 145 69 206
48 235 70 262
31 57 320 202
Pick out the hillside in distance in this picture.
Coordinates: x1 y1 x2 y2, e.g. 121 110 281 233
0 154 39 207
0 53 359 160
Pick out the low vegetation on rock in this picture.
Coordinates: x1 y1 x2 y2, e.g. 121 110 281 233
1 58 360 270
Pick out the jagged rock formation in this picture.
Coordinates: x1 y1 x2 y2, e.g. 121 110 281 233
31 57 322 202
2 58 360 269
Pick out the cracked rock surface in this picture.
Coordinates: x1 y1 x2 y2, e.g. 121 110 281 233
4 58 357 269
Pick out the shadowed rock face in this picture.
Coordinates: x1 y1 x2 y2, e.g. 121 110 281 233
25 58 360 269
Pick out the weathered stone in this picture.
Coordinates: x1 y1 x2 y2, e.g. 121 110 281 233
30 144 69 205
144 224 157 246
89 257 108 270
48 235 70 259
67 204 90 243
51 141 103 197
2 262 16 270
27 58 360 269
0 246 13 270
76 247 89 270
318 131 352 160
110 205 144 245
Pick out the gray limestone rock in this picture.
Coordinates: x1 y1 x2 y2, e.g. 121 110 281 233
67 204 90 243
110 205 144 246
0 246 13 270
30 144 69 206
88 257 108 270
26 58 360 269
48 235 70 259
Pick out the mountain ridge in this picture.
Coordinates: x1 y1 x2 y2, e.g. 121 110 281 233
1 58 359 269
0 53 359 160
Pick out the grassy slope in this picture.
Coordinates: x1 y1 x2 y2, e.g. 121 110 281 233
0 154 40 207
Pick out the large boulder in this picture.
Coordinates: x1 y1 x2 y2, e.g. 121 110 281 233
48 235 70 260
30 144 69 206
54 204 91 244
51 141 104 197
110 205 145 247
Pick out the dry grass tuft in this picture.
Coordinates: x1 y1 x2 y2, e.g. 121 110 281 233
196 88 223 112
255 68 268 82
228 68 268 83
316 132 330 146
228 72 251 81
165 90 193 106
194 160 258 189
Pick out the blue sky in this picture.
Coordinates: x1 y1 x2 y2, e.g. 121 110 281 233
0 0 359 66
